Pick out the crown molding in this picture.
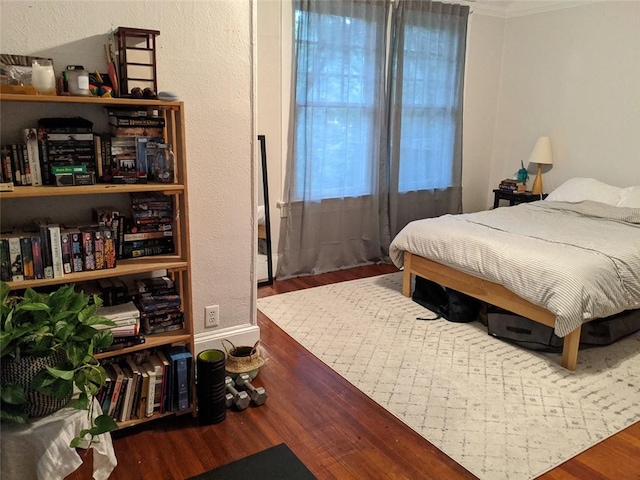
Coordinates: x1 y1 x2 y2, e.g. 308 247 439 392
506 0 600 18
459 0 602 18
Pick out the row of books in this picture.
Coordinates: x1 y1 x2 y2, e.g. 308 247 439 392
98 107 170 184
98 346 192 423
2 109 172 188
92 275 184 351
125 194 175 258
135 276 184 335
97 300 141 337
0 194 177 282
0 221 116 282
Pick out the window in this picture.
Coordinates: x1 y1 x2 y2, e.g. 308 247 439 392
293 1 466 201
396 19 462 192
294 7 384 201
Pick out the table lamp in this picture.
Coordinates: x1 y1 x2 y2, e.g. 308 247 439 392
528 136 553 195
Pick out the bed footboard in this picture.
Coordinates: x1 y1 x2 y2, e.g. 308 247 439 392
401 252 579 371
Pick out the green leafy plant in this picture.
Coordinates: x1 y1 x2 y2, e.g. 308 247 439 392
0 281 118 447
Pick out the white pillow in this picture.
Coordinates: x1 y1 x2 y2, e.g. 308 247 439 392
545 178 622 206
617 186 640 208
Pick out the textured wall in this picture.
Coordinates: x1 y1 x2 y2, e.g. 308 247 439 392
0 0 256 334
491 1 640 193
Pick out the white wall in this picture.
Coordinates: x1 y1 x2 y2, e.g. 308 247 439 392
0 1 256 336
256 0 284 264
490 1 640 196
462 13 506 212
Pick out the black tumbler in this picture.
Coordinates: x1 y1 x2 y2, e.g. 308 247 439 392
196 349 227 425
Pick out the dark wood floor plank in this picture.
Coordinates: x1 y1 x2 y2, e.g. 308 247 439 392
66 263 639 480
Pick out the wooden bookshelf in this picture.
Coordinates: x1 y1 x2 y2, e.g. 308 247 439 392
0 94 195 429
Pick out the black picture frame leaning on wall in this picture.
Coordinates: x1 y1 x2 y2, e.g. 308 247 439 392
257 135 274 287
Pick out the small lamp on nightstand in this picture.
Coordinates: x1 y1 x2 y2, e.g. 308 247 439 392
528 136 553 195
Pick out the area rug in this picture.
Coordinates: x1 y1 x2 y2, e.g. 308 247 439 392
187 443 316 480
257 273 640 480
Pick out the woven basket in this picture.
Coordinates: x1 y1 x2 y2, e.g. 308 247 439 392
222 339 264 380
1 351 72 418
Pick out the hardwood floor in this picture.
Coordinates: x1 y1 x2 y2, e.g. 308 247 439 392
69 264 640 479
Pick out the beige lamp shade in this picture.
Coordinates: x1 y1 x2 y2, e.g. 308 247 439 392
529 136 553 194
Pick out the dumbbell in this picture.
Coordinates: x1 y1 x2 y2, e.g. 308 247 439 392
235 373 268 406
225 376 250 410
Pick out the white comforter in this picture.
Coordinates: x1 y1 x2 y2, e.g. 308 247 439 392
389 201 640 336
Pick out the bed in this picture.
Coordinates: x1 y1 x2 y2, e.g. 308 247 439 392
389 179 640 370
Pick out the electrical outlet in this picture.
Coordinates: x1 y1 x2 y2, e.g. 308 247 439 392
205 305 219 328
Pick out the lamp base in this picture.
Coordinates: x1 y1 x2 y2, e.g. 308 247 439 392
531 164 544 195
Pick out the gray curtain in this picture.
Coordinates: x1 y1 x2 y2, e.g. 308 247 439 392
387 1 468 246
278 0 468 279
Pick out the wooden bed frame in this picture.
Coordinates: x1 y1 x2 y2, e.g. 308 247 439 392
401 252 591 371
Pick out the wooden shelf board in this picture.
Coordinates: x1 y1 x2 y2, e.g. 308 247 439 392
114 409 194 429
0 183 184 198
0 93 181 108
5 260 188 290
94 332 192 360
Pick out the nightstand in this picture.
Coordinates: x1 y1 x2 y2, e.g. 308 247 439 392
493 189 547 209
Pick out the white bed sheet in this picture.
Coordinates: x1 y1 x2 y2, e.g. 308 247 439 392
390 200 640 336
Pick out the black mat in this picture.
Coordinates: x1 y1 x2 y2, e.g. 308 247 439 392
188 443 317 480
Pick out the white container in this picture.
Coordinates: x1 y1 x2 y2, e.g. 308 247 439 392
67 69 90 96
31 59 56 95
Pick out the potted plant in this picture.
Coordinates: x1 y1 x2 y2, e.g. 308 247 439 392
0 282 118 447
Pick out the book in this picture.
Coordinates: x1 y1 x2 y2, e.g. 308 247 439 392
119 363 136 422
60 230 72 274
110 116 165 127
100 368 115 414
94 134 103 180
110 126 164 138
50 165 86 175
10 144 22 186
123 231 172 242
1 145 14 184
18 144 30 185
125 358 143 420
22 128 42 186
48 225 64 278
145 141 174 183
135 136 164 178
105 107 152 117
103 229 117 269
30 235 44 279
108 362 125 418
156 351 172 413
110 322 140 337
100 133 113 181
36 220 55 279
81 230 95 271
142 362 156 417
138 368 150 419
166 347 192 412
8 236 23 282
19 237 34 280
69 229 83 273
149 354 164 413
94 229 104 270
98 335 146 352
97 301 140 322
36 126 51 184
0 238 11 281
